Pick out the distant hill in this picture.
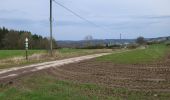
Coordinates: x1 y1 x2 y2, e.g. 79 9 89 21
57 36 170 48
147 36 170 43
57 39 135 48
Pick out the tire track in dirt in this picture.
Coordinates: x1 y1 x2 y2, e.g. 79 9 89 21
0 49 135 81
0 53 112 82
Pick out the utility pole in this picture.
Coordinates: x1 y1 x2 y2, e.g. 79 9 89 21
50 0 53 56
120 33 122 41
120 33 122 48
120 33 122 44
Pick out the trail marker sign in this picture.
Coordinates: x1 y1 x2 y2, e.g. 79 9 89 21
25 38 28 49
25 38 29 60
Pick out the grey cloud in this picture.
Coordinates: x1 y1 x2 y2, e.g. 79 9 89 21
0 0 170 40
146 15 170 19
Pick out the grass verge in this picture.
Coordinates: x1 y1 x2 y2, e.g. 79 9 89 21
0 49 112 69
97 44 169 64
0 73 170 100
0 50 45 59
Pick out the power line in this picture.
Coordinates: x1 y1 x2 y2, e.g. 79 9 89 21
52 0 111 32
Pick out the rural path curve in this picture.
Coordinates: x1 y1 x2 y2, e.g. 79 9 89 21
0 52 112 81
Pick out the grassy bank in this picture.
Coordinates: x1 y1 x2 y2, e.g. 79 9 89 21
0 50 45 59
0 49 111 60
0 73 170 100
97 44 169 64
0 49 112 69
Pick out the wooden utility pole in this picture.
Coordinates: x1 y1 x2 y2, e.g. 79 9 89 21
50 0 53 56
120 33 122 48
120 33 122 41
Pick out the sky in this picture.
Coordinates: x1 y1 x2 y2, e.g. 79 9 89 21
0 0 170 40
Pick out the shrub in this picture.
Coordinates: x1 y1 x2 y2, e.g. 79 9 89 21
127 44 139 49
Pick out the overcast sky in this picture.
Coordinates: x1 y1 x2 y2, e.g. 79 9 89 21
0 0 170 40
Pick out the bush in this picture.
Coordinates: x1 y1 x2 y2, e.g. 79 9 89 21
165 41 170 46
127 44 139 49
107 44 122 49
136 36 146 45
82 45 106 49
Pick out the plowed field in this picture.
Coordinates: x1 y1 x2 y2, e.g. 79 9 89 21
41 56 170 92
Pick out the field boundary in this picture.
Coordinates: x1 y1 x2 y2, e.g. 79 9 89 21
0 53 110 80
0 49 143 81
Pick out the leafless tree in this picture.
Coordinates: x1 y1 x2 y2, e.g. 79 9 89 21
136 36 146 45
84 35 93 47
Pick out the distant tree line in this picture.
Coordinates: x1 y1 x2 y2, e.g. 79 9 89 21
0 27 57 50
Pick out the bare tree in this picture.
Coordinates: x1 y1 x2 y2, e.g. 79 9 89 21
84 35 93 41
136 36 146 45
84 35 93 47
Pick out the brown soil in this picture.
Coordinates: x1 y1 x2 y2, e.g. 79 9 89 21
1 54 170 92
45 56 170 91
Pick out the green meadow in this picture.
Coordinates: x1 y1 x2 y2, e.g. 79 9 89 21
97 44 169 64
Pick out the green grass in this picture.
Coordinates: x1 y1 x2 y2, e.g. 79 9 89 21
0 49 111 69
0 48 109 60
0 49 107 61
97 44 169 64
0 49 84 60
0 50 45 59
0 73 170 100
58 48 84 53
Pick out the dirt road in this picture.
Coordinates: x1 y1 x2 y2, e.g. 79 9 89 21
0 53 111 81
